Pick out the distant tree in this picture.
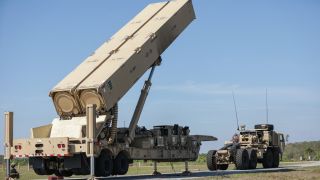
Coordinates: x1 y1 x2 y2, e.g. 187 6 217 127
316 151 320 160
0 155 3 164
281 141 320 161
305 147 315 160
196 153 206 163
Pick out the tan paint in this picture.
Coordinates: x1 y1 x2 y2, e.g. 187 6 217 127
4 112 13 159
8 1 217 175
11 137 70 157
50 115 106 138
31 124 52 138
214 124 286 167
86 104 96 156
49 2 169 116
50 0 195 118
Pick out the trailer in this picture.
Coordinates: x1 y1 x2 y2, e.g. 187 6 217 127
4 0 216 178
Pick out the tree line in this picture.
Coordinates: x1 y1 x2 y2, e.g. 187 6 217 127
282 140 320 161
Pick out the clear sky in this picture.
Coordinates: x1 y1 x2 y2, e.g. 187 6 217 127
0 0 319 154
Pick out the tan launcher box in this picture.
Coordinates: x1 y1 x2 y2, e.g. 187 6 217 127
50 0 195 118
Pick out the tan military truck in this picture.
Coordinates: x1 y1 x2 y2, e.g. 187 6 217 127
4 0 217 178
207 124 285 170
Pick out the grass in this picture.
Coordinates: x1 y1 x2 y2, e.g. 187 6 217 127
0 165 46 180
0 162 206 179
199 166 320 180
1 162 319 180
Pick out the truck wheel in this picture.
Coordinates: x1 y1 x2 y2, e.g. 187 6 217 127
235 149 249 170
95 151 113 177
262 149 274 168
34 168 47 175
217 164 228 170
273 149 280 168
206 150 217 171
31 157 53 175
54 170 63 177
72 167 90 175
114 152 129 175
248 149 257 169
72 155 90 175
72 168 81 175
56 170 73 177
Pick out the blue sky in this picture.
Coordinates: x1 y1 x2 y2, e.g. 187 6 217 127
0 0 319 154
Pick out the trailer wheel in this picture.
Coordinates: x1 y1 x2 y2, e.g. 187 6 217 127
235 149 249 170
273 149 280 168
262 148 274 168
31 157 53 175
72 154 90 175
34 168 47 175
72 169 81 175
95 151 113 177
54 170 62 177
114 152 129 175
247 149 257 169
206 150 217 171
55 170 73 177
217 164 228 170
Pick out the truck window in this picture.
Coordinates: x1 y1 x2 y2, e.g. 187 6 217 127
279 134 284 142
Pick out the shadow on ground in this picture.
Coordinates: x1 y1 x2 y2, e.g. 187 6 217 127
67 167 296 179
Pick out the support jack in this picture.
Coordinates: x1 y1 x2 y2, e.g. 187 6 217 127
181 161 191 176
152 161 162 175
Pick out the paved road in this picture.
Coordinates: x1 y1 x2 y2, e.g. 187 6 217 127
58 161 320 180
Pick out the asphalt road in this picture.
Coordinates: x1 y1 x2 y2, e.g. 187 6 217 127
59 161 320 180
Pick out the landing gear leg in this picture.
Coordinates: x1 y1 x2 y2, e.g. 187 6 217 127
152 161 161 175
182 161 191 176
90 154 95 179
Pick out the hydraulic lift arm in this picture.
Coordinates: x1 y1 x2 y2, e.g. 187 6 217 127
126 57 161 144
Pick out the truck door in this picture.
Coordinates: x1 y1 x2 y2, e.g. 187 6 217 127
279 134 285 154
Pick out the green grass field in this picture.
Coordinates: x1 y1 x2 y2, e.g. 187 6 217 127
198 166 320 180
1 162 319 180
2 162 206 179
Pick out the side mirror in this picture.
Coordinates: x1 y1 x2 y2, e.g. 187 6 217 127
285 134 289 142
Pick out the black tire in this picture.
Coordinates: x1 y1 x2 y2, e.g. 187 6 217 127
206 150 217 171
31 157 53 175
114 152 129 175
72 168 90 175
72 155 90 175
95 151 113 177
217 164 229 170
230 143 240 162
54 170 63 177
235 149 249 170
46 165 54 175
72 169 81 175
248 149 257 169
60 170 73 177
34 168 47 175
262 149 274 168
273 149 280 168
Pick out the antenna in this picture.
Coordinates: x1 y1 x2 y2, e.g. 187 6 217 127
266 88 269 124
232 91 240 131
